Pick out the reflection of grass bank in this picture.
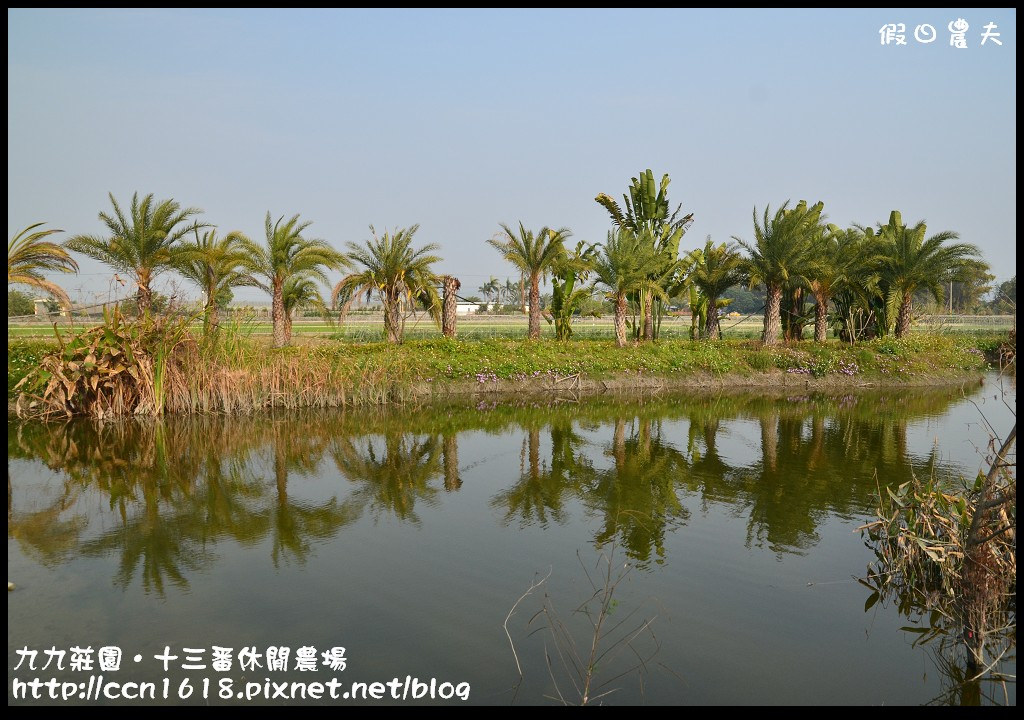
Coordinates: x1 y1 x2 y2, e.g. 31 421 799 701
9 330 1001 417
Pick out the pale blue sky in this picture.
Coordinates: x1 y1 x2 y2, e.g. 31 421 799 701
7 8 1016 305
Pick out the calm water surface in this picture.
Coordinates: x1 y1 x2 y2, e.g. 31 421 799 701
7 376 1016 705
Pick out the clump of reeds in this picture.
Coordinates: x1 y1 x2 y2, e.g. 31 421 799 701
15 306 194 419
860 423 1016 673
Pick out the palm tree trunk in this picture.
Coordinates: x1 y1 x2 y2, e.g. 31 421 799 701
614 293 628 348
705 297 720 340
895 293 913 338
284 311 293 344
814 293 828 343
519 275 526 315
442 275 459 338
528 274 541 340
642 291 654 341
384 296 402 344
271 278 287 348
763 283 782 346
204 299 220 335
136 268 153 316
782 287 804 341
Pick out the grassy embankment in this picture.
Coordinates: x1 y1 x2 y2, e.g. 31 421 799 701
8 320 1007 417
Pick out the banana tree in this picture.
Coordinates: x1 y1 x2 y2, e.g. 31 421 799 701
546 240 597 340
685 285 732 340
595 170 693 340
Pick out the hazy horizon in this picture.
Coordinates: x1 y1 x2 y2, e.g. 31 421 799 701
8 8 1016 306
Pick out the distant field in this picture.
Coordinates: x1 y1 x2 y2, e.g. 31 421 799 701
7 313 1014 342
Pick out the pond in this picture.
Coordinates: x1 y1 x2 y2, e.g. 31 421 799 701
7 375 1016 705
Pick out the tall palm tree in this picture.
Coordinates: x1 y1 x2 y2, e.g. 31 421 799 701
487 222 570 339
239 212 344 348
874 211 984 337
734 201 822 346
66 192 203 315
684 237 745 340
806 226 839 343
478 276 500 310
332 225 442 344
804 225 877 343
503 277 520 308
827 226 885 343
8 223 78 310
441 275 460 338
175 228 250 334
592 230 668 347
281 274 327 344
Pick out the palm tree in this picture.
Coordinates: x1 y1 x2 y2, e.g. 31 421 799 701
441 275 460 338
8 223 78 310
734 201 822 346
332 225 442 344
487 222 570 340
806 226 839 343
503 277 520 308
281 274 327 344
592 230 668 347
239 212 344 348
874 211 984 337
478 276 500 311
684 237 745 340
804 226 876 343
175 228 250 334
66 192 203 315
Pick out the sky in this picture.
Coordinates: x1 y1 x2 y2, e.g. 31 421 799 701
7 8 1017 306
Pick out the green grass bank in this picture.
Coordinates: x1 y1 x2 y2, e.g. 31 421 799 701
8 328 1010 418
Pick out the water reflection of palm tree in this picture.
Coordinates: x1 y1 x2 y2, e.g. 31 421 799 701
8 466 87 565
76 426 253 592
12 416 361 592
585 417 689 567
681 404 735 508
739 413 819 553
491 420 591 528
732 406 932 554
331 433 442 525
81 502 206 594
8 385 977 587
67 421 207 593
257 421 352 565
